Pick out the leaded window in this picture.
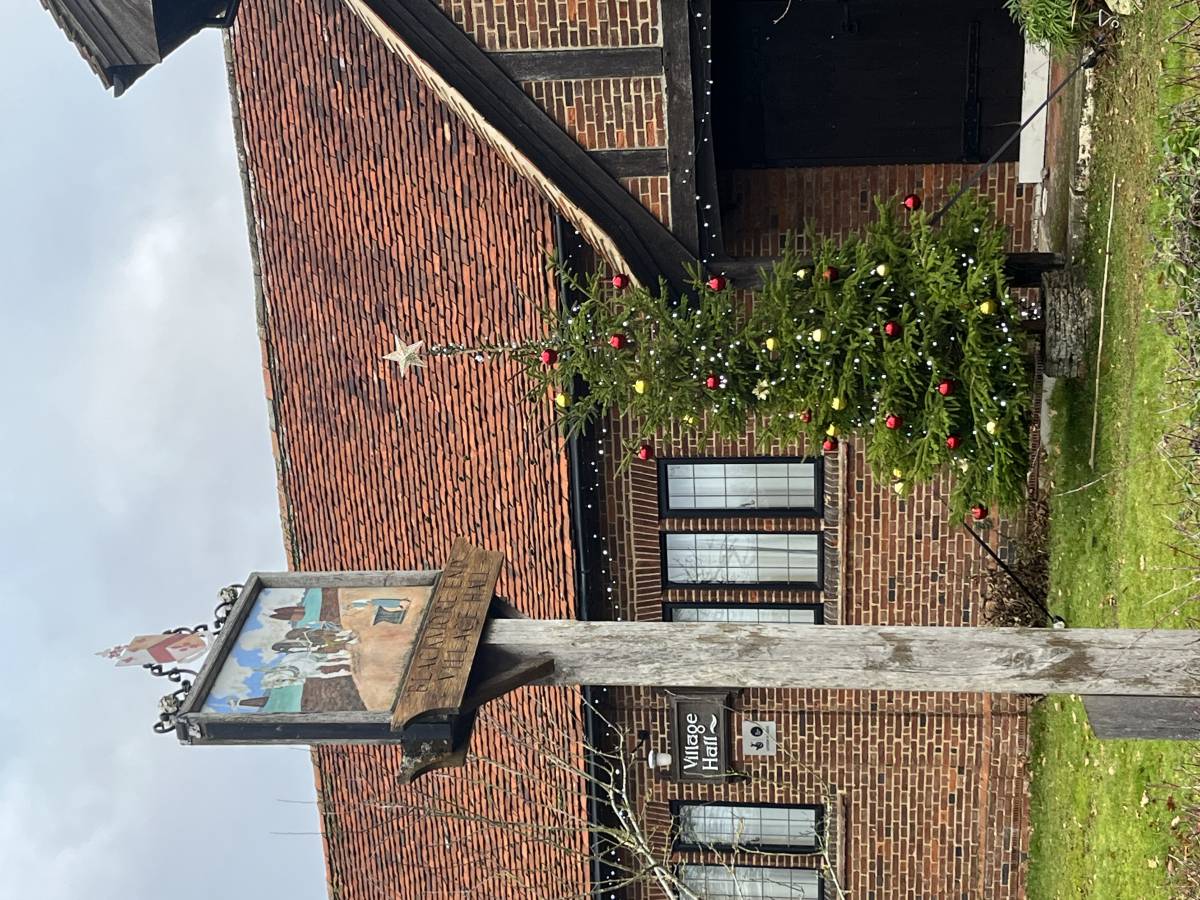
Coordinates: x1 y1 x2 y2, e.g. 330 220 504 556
662 532 821 587
678 865 822 899
660 459 820 516
674 802 821 853
664 602 823 624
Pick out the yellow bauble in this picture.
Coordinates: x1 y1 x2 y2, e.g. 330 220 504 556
633 379 648 395
765 336 779 352
811 328 826 342
796 268 810 280
979 300 998 315
892 467 904 479
875 263 890 277
826 424 839 437
555 392 571 409
682 413 697 425
893 481 905 494
831 397 845 411
985 420 998 435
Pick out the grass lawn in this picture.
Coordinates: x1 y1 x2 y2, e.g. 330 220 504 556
1028 4 1200 898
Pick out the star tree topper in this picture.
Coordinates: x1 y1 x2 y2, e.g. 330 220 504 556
383 337 426 377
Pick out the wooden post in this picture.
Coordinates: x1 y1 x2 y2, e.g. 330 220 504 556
483 621 1200 697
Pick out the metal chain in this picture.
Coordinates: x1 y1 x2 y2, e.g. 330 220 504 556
149 584 243 735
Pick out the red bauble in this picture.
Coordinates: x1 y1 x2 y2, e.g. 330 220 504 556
538 348 558 366
822 266 839 282
706 275 727 291
704 374 720 390
822 437 839 452
637 443 654 461
611 273 630 291
609 333 628 350
799 409 813 423
970 504 989 521
936 379 956 397
946 434 962 450
885 414 902 430
903 193 922 211
883 320 901 338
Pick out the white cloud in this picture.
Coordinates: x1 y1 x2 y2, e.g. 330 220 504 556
0 8 326 900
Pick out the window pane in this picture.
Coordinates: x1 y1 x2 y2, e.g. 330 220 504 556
664 461 818 513
676 803 818 850
679 865 821 899
717 606 817 624
664 534 820 585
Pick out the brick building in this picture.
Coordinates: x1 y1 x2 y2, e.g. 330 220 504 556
46 0 1048 897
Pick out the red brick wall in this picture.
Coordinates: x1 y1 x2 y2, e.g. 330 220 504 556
436 0 660 50
595 412 1032 898
622 175 671 227
722 162 1037 257
524 76 666 150
605 687 1030 900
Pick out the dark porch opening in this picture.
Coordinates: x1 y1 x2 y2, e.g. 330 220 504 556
711 0 1026 169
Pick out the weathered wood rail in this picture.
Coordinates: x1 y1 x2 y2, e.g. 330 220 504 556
483 621 1200 697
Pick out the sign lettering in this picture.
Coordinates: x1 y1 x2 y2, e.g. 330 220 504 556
670 694 729 782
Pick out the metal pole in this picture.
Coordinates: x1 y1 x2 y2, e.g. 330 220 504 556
929 46 1103 228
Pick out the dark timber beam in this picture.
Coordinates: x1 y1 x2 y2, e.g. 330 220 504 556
711 253 1069 290
662 0 700 256
591 148 667 179
347 0 700 293
491 47 662 81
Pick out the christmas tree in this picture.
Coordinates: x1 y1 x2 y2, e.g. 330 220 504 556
433 192 1030 519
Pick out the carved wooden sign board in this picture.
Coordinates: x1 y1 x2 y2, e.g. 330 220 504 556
176 540 546 780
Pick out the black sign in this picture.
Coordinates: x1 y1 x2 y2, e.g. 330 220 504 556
670 693 729 782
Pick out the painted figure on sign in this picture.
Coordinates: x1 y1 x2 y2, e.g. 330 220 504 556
348 596 411 626
271 622 358 657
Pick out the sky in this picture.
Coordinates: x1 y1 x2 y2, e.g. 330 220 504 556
1 6 326 898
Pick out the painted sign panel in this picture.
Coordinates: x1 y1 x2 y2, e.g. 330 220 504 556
670 693 730 782
175 545 505 754
203 584 433 714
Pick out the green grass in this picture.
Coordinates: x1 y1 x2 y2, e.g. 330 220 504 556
1028 5 1200 898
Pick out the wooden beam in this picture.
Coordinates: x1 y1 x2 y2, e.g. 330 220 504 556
1083 695 1200 739
1005 251 1067 288
592 148 668 180
662 0 700 256
491 47 662 81
709 256 777 288
345 0 701 292
391 539 504 730
458 647 555 714
712 252 1070 290
482 621 1200 696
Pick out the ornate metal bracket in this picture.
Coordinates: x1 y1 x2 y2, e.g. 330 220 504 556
149 584 242 735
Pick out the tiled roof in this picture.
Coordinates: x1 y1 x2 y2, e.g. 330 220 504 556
227 0 588 895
